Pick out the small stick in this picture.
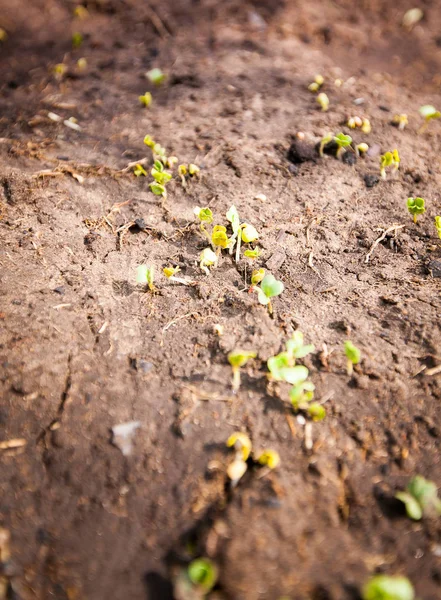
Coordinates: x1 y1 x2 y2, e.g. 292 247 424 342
365 224 405 264
425 364 441 377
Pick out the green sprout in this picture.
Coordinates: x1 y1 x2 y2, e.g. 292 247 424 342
53 63 67 79
136 265 155 291
396 475 441 520
189 163 200 176
235 222 259 262
187 558 218 594
228 350 256 392
257 449 280 469
419 104 441 132
286 331 315 358
256 274 284 314
146 68 166 86
139 92 152 107
194 206 213 245
199 247 217 275
133 164 147 177
356 143 369 157
226 205 240 257
393 114 408 131
167 156 178 169
144 135 167 162
226 432 252 461
319 133 333 157
406 197 425 224
347 116 363 129
380 149 400 179
289 380 315 409
163 265 180 278
151 160 172 185
435 216 441 239
250 268 265 288
74 5 89 19
212 225 230 251
344 340 361 376
362 575 414 600
149 182 167 197
361 118 371 134
244 248 260 259
317 92 329 112
306 402 326 421
334 133 352 159
72 32 83 49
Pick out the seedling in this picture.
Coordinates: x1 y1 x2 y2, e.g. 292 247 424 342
139 92 152 107
74 5 89 19
289 380 315 410
362 575 414 600
419 104 441 132
199 247 217 274
334 133 352 159
136 265 155 291
347 116 363 129
146 68 165 85
151 160 172 185
435 216 441 239
393 114 408 131
133 164 147 177
380 149 400 179
77 57 87 70
167 156 178 169
194 206 213 245
226 432 251 484
228 350 256 392
361 118 371 134
319 133 333 157
144 135 167 162
189 163 200 176
163 265 180 278
257 449 280 469
406 197 425 224
250 268 265 289
286 331 315 358
306 402 326 421
356 143 369 157
308 74 324 93
317 92 329 112
187 558 218 594
149 182 167 197
72 32 83 48
226 205 240 256
255 273 284 314
212 225 230 251
53 63 67 79
344 340 361 376
396 475 441 520
244 248 260 259
235 222 259 263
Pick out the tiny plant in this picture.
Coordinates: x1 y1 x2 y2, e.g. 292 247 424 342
139 92 152 107
235 222 259 263
250 268 265 290
244 248 260 259
255 273 284 314
344 341 360 376
319 133 333 157
362 575 414 600
146 68 165 86
187 558 218 594
435 216 441 239
334 133 352 159
72 32 83 49
308 74 324 93
257 449 280 469
228 350 257 392
406 197 425 224
133 164 147 177
212 225 230 251
393 114 408 131
226 432 252 484
356 143 369 157
380 149 400 179
151 160 172 185
396 475 441 520
317 92 329 112
149 182 167 197
199 247 217 275
194 206 213 245
136 265 155 291
419 104 441 132
163 265 180 278
347 116 363 129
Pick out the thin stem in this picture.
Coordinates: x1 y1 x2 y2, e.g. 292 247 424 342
413 214 417 224
235 229 242 263
267 301 273 315
347 359 353 377
232 367 240 393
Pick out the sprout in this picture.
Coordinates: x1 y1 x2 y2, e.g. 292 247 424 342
53 63 67 79
139 92 152 107
319 133 333 157
72 32 83 48
143 135 167 162
199 247 217 274
178 164 188 186
188 558 218 593
317 92 329 112
419 104 441 124
307 403 326 421
227 459 248 484
396 475 441 520
286 331 315 359
344 340 361 376
244 248 260 259
308 74 324 93
212 225 230 250
167 156 178 169
256 273 284 314
143 135 155 148
74 5 89 19
163 265 180 278
228 350 256 392
194 206 213 224
347 116 363 129
241 223 259 243
435 216 441 239
356 143 369 157
257 449 280 469
146 68 166 86
334 133 352 159
77 57 87 70
361 118 371 134
362 575 414 600
226 432 252 461
393 114 408 131
289 380 315 409
149 182 167 197
407 197 425 223
268 353 309 386
151 160 172 185
251 268 265 287
188 163 200 176
136 265 155 291
226 205 241 258
380 149 400 179
133 164 147 177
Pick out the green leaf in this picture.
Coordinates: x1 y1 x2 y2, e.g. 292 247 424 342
279 365 309 385
307 402 326 421
289 381 315 408
344 341 361 365
395 492 423 521
228 350 256 368
226 205 240 234
419 104 441 121
362 575 414 600
188 558 218 592
149 182 166 196
241 223 259 243
406 197 425 216
146 68 166 86
334 132 352 148
260 274 284 299
257 287 270 306
194 207 213 224
286 331 315 359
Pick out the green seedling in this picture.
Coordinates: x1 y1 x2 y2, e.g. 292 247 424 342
74 5 89 19
334 133 352 159
139 92 152 107
347 116 363 129
362 575 414 600
72 32 83 48
435 216 441 239
289 380 315 410
361 118 371 134
133 164 147 177
244 248 260 259
146 68 165 85
317 92 329 112
306 402 326 421
212 225 230 251
144 135 167 162
228 350 256 392
226 432 251 484
319 133 333 157
344 340 361 376
53 63 67 79
419 104 441 132
163 265 180 278
151 160 172 185
286 331 315 359
267 348 309 385
393 114 408 131
257 449 280 469
406 197 425 224
396 475 441 520
199 247 217 275
226 205 240 256
380 149 400 179
167 156 178 169
189 163 200 176
256 273 284 314
178 164 187 186
149 182 167 197
235 222 259 262
194 206 213 245
250 268 265 289
356 142 369 157
136 265 155 291
188 558 218 594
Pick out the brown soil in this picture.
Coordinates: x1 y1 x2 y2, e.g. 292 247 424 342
1 1 441 598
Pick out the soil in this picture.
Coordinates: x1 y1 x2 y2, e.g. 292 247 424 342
1 1 441 599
